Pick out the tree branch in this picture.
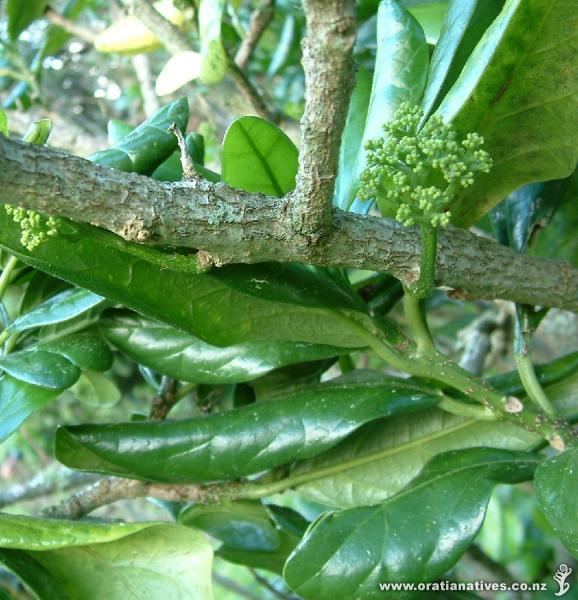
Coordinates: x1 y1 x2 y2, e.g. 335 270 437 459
291 0 356 239
0 466 98 509
234 0 276 71
0 136 577 312
42 476 243 519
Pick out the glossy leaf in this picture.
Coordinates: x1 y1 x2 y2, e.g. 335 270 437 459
211 263 365 312
218 530 299 575
0 215 368 349
18 271 69 316
38 333 113 372
284 448 539 600
55 374 440 483
0 512 153 549
106 119 133 145
296 368 578 509
0 375 59 443
7 288 104 334
105 119 219 183
0 349 80 390
535 447 578 556
179 501 280 551
435 0 578 225
487 350 578 396
222 116 298 197
342 0 429 212
6 0 48 40
294 407 539 508
101 311 347 384
491 182 562 253
334 67 372 211
420 0 506 123
88 98 189 174
0 515 213 600
0 549 67 599
199 0 228 84
531 169 578 267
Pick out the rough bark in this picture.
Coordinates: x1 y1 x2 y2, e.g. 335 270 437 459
0 136 576 312
291 0 357 238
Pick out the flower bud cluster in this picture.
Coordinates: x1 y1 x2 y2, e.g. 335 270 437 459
4 205 61 251
359 102 492 227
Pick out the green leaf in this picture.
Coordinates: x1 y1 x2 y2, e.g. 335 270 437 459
0 549 68 599
342 0 429 212
105 119 218 183
38 333 113 372
179 501 280 551
0 375 59 443
490 181 564 253
487 350 578 396
55 374 439 483
0 215 369 348
0 515 213 600
294 408 540 508
535 446 578 556
222 116 298 197
211 263 365 312
0 512 154 549
284 448 539 600
407 1 448 44
6 0 48 40
199 0 228 84
420 0 506 122
107 119 134 145
334 67 372 211
70 371 121 407
435 0 578 225
101 311 347 384
218 530 299 575
530 169 578 267
0 349 80 389
295 367 578 509
7 288 105 334
88 98 189 174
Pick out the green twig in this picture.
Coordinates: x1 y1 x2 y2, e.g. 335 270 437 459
402 289 436 355
515 354 555 417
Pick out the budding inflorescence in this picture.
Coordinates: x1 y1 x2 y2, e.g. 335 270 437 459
359 103 492 228
4 205 61 251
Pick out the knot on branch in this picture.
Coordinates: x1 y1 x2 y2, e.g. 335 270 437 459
120 216 153 242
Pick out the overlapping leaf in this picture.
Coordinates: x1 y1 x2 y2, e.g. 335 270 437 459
295 355 578 508
535 447 578 556
0 515 213 600
55 373 440 483
435 0 578 225
420 0 505 123
284 448 539 600
101 311 348 384
88 98 189 174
